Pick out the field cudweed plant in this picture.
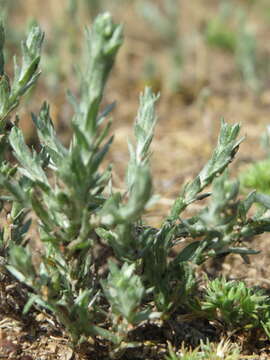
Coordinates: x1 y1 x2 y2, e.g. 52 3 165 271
1 11 270 359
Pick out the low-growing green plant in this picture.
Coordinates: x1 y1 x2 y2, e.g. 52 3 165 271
1 11 270 358
201 277 270 332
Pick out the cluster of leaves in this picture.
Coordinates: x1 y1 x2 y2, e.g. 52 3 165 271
201 277 270 333
1 11 270 359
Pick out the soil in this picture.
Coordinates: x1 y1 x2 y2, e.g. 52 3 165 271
2 0 270 358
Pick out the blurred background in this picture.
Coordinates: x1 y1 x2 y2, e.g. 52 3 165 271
2 0 270 222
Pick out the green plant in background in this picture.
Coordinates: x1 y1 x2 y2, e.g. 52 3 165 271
2 11 270 359
240 126 270 194
235 11 259 92
205 1 260 92
137 0 183 93
240 158 270 194
205 2 237 53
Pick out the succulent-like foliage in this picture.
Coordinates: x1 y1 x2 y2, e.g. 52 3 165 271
201 277 270 331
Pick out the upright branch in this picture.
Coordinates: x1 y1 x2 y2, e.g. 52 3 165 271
0 24 44 132
167 121 243 222
72 12 123 136
126 87 159 191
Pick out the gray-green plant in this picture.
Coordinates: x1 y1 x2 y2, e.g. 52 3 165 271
0 23 43 129
235 11 259 92
1 12 270 358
